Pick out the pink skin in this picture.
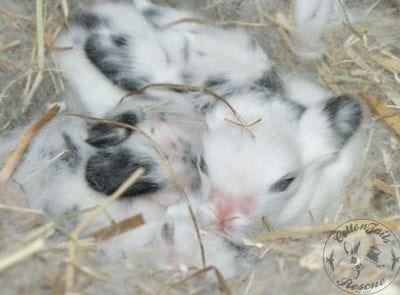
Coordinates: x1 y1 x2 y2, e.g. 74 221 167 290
207 186 254 235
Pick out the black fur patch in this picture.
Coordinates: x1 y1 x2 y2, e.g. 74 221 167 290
256 68 285 94
111 35 129 47
86 112 140 148
204 77 229 89
291 102 306 119
323 95 362 144
223 237 248 253
73 12 109 30
61 133 81 169
85 148 164 197
84 33 147 91
161 222 175 244
198 155 208 175
199 102 216 115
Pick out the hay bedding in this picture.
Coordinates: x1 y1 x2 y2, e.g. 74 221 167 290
0 0 400 294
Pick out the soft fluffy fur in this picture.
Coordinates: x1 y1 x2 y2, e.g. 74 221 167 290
1 0 365 278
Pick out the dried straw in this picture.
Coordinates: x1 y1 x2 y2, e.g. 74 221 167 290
0 105 60 183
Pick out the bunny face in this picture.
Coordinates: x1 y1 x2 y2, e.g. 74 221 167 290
194 91 363 241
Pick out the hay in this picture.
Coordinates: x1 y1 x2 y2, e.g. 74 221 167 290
0 0 400 294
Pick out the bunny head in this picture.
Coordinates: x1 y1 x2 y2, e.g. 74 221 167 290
194 89 364 242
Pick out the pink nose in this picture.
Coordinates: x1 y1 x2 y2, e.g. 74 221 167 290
208 187 255 233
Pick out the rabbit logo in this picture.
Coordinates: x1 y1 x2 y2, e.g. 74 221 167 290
323 219 400 294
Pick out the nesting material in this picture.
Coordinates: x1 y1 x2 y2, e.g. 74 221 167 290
0 0 400 294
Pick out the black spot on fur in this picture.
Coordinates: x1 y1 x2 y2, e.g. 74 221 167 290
181 143 195 164
199 102 216 115
190 174 202 192
84 33 147 91
292 103 306 119
161 222 174 244
111 35 129 47
198 155 208 175
204 77 229 89
224 237 248 253
85 148 164 197
73 12 108 30
86 112 140 148
61 133 81 169
323 95 362 144
256 68 285 94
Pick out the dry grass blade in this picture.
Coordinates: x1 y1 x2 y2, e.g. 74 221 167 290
337 0 364 38
65 167 145 291
0 105 60 183
224 117 262 128
162 17 268 29
88 214 145 242
0 239 45 273
63 259 108 281
253 223 339 242
372 178 396 196
0 203 44 215
67 114 207 270
371 55 400 73
253 216 400 243
22 0 46 112
122 82 256 138
360 92 400 137
161 266 231 295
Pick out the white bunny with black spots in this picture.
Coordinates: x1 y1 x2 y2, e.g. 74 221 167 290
0 0 365 278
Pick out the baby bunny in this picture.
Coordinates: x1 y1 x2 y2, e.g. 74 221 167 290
146 83 364 277
0 93 204 255
191 84 364 243
54 0 274 116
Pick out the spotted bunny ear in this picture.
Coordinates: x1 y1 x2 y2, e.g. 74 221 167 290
297 94 363 167
323 95 362 146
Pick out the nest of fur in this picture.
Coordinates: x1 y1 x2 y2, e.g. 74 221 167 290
0 0 400 294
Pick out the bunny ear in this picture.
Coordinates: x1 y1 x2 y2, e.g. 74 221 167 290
353 240 361 254
344 242 353 255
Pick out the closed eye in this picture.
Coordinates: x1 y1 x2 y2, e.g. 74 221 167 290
270 176 296 192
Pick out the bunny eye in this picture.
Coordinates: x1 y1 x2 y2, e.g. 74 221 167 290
270 175 296 192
